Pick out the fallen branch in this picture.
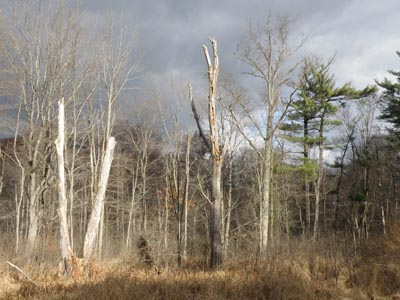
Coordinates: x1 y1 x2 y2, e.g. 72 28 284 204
5 261 37 286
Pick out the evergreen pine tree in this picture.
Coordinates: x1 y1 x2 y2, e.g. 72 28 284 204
282 57 376 235
376 51 400 149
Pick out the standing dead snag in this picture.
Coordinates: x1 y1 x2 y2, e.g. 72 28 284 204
190 37 226 268
55 100 117 275
55 99 75 276
83 136 116 267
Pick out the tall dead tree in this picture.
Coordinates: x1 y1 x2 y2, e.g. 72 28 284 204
83 136 116 267
55 99 74 276
55 99 116 275
190 38 226 268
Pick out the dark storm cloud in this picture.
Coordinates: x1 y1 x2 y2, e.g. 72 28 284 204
1 0 400 93
86 0 398 88
76 0 352 81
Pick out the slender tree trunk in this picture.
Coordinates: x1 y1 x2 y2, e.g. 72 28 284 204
183 132 191 262
164 169 169 250
15 183 23 254
27 174 39 254
261 146 272 254
177 215 182 266
14 106 25 254
126 166 139 253
141 153 148 234
68 117 78 251
313 114 325 241
362 167 370 240
304 118 311 231
223 157 233 257
313 162 321 241
260 93 275 254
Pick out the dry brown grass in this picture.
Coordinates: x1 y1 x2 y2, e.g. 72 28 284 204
0 259 332 300
3 230 400 300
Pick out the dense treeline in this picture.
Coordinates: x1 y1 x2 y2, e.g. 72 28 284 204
0 0 399 274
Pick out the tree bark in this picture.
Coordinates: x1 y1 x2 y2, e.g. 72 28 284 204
261 141 272 253
190 38 225 268
55 99 74 276
204 38 225 268
126 163 139 253
210 159 223 267
223 156 233 257
304 117 311 231
183 131 191 262
83 137 116 267
313 113 325 241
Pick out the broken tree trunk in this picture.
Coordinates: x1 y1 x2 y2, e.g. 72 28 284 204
189 38 226 268
83 136 116 267
55 99 74 276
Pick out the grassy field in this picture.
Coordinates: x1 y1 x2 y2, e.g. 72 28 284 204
2 233 400 300
0 262 331 300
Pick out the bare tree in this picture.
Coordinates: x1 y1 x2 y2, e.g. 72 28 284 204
190 38 227 268
0 0 137 272
224 16 303 254
97 16 139 259
1 0 91 255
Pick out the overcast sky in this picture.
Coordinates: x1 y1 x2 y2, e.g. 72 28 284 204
70 0 400 92
1 0 399 108
0 0 397 156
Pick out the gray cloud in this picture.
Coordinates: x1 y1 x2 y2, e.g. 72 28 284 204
71 0 400 125
2 0 400 101
85 0 399 91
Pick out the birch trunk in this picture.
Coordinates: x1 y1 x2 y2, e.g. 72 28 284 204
261 141 272 254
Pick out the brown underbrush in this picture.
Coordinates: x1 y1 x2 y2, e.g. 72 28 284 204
1 261 330 300
2 230 400 300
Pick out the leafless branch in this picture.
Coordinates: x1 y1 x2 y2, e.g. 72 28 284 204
188 83 211 151
5 261 37 286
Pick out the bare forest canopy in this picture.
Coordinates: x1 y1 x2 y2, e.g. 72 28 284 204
1 1 400 299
